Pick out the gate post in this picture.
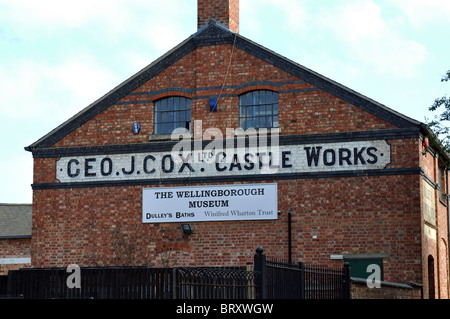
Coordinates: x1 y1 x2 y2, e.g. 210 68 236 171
172 268 178 299
254 246 267 299
298 262 305 299
343 262 351 299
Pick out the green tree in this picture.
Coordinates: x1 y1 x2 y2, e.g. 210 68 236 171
427 70 450 152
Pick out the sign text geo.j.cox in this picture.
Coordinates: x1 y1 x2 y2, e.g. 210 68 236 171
55 140 391 183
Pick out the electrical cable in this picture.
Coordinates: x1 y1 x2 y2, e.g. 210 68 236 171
209 31 238 116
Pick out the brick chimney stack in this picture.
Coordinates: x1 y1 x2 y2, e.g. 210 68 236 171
197 0 239 34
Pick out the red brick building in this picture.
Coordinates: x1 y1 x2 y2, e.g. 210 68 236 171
25 0 449 298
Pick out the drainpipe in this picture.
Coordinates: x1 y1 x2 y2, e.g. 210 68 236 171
288 210 293 264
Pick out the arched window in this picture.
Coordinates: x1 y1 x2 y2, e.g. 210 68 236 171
154 96 191 135
239 90 279 130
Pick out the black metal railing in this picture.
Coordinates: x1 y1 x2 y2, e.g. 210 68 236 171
254 246 350 299
1 248 350 299
176 267 257 299
264 258 305 299
6 266 175 299
303 263 350 299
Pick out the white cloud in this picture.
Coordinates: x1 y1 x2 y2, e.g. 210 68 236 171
279 0 309 32
0 0 196 44
323 1 385 42
388 0 450 28
0 0 117 34
241 0 309 36
317 0 427 78
0 154 33 203
0 56 120 122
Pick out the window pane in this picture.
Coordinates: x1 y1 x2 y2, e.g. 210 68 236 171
161 111 173 122
161 123 173 134
175 111 184 122
260 117 268 128
161 98 168 110
253 91 264 105
273 103 278 114
155 111 161 123
239 95 245 106
243 93 249 106
173 97 180 110
239 106 246 117
264 91 271 104
168 97 174 110
251 92 257 105
256 117 262 128
273 116 279 127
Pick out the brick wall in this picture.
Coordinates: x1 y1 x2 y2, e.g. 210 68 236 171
197 0 239 33
31 136 425 285
419 140 449 299
31 173 422 273
0 238 31 275
351 281 422 299
28 26 448 298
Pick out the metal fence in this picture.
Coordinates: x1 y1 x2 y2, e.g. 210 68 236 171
3 266 253 299
1 248 350 299
254 247 351 299
6 266 175 299
176 267 258 299
263 258 305 299
303 263 350 299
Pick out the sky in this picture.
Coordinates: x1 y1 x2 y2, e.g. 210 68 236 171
1 0 449 204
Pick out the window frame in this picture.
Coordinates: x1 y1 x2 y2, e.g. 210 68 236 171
153 96 191 135
438 164 448 205
238 90 279 130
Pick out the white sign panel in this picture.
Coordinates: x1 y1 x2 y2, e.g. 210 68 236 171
55 140 391 183
142 183 278 223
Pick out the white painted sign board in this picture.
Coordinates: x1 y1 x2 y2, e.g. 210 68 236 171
142 183 278 223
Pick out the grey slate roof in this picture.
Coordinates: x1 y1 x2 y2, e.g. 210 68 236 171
0 204 32 238
25 19 427 153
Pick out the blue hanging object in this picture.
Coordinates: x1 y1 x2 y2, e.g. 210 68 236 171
209 98 218 112
132 122 141 134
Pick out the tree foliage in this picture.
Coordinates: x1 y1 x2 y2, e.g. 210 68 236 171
426 70 450 152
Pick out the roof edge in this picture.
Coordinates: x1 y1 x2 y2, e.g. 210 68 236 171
0 235 32 240
25 33 199 152
232 33 421 129
26 21 425 153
